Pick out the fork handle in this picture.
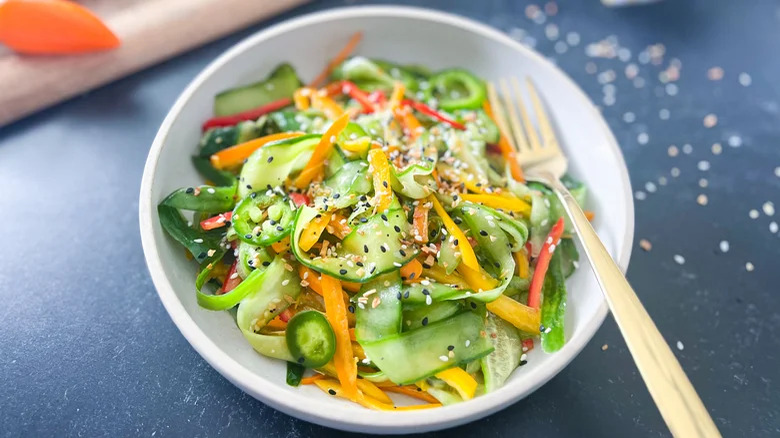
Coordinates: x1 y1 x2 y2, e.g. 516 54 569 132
543 175 721 438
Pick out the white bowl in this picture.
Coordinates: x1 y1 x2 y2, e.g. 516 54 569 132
139 6 634 434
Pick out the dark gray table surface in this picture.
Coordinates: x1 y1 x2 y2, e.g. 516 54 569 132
2 0 779 436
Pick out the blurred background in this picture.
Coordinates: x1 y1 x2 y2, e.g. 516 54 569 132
1 0 778 437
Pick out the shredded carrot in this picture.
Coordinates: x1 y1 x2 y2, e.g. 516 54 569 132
299 265 323 295
294 112 351 189
514 249 530 279
210 132 303 169
356 379 392 404
381 385 440 403
265 317 287 330
486 295 541 334
352 341 367 361
270 236 290 253
585 210 595 221
483 101 524 182
428 195 479 271
309 32 363 88
300 374 326 385
320 275 358 400
460 193 531 216
311 91 345 120
0 0 120 55
348 327 357 341
393 106 422 140
400 258 423 283
341 281 361 293
299 213 332 252
367 149 394 213
412 202 430 243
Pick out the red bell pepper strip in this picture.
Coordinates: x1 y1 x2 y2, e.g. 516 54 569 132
200 211 232 231
289 192 310 207
368 90 387 107
219 259 241 295
279 308 293 323
402 100 466 130
522 338 534 352
201 97 292 131
340 81 378 113
527 217 564 309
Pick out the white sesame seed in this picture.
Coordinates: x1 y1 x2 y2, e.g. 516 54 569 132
770 222 779 233
623 112 636 123
749 209 760 219
230 272 239 279
728 135 742 147
676 341 684 351
682 144 693 154
673 254 685 265
738 72 752 86
711 143 723 155
645 182 657 193
762 201 775 216
439 355 449 362
697 160 711 171
281 279 289 286
465 340 471 347
635 191 647 200
659 108 670 120
426 295 432 305
544 327 552 334
719 240 730 253
193 238 203 243
671 167 681 177
637 132 649 145
745 262 755 272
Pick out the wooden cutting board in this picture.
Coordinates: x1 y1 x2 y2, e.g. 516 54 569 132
0 0 308 126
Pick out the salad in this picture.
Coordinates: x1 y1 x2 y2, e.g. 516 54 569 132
158 33 588 410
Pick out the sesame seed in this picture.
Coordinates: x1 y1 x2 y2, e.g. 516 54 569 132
328 389 337 395
697 194 708 206
193 238 203 243
697 160 711 171
703 114 718 128
281 279 289 286
673 254 685 265
746 262 755 272
465 340 471 347
770 222 779 233
749 209 760 219
422 317 429 326
719 240 730 253
762 201 775 216
439 356 449 362
738 72 752 86
676 341 684 351
639 239 652 251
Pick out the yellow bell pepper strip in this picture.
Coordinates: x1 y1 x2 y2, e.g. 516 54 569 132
210 132 304 169
381 385 440 404
367 149 394 213
298 213 332 252
486 295 541 335
428 195 479 271
294 112 351 189
393 105 423 140
293 87 313 110
459 193 531 217
421 263 470 289
400 258 423 283
270 236 291 253
311 91 345 120
412 202 430 243
456 264 499 293
313 378 389 410
435 367 478 400
483 101 524 182
309 31 363 88
388 81 405 111
320 275 358 400
356 378 393 404
528 217 565 309
392 403 442 411
514 249 530 279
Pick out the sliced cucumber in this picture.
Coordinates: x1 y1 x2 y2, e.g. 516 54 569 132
481 313 523 392
214 63 301 116
238 135 320 198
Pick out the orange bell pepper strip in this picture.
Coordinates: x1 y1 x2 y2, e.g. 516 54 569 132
486 295 541 335
270 236 290 253
210 132 304 169
380 385 440 403
400 259 423 283
309 32 363 88
367 149 394 213
311 91 345 120
412 202 430 243
293 88 313 111
298 213 332 252
460 193 531 217
348 327 357 342
294 112 351 189
528 217 565 308
483 101 524 182
265 316 288 330
300 374 326 385
428 195 479 271
0 0 119 55
320 275 358 400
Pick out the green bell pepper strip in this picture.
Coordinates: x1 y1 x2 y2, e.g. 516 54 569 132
481 313 523 392
236 240 273 279
157 204 225 264
354 273 403 342
312 160 371 211
540 252 567 353
403 300 462 330
286 310 336 368
360 311 493 385
286 362 305 387
238 134 321 199
160 184 237 214
290 202 418 283
232 192 294 246
191 156 237 187
426 69 486 111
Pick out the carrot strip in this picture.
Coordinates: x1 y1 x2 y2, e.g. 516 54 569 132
483 101 524 182
310 32 363 88
393 106 423 140
341 281 361 293
294 112 350 189
270 236 290 253
367 149 394 213
412 202 430 243
528 217 565 309
299 265 323 295
326 212 352 239
0 0 119 55
265 317 287 330
348 327 357 342
428 195 479 271
300 374 326 385
311 92 345 120
320 275 358 400
381 385 440 403
210 132 304 169
400 259 423 283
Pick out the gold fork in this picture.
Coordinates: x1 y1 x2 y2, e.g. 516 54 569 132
487 77 721 438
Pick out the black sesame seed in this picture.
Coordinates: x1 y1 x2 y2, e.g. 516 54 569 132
276 226 284 232
399 250 407 257
470 302 477 309
382 181 389 188
409 272 415 279
404 291 410 299
453 239 459 246
422 289 430 295
356 262 364 267
421 317 429 326
333 193 341 199
519 360 528 366
250 192 257 198
266 184 273 190
360 195 367 202
363 245 369 253
393 225 401 232
348 305 355 313
453 217 462 224
360 217 368 223
396 292 402 300
370 266 377 274
185 187 194 194
244 234 252 240
480 230 488 236
381 214 388 221
380 246 387 253
447 345 454 351
328 389 337 395
494 261 500 268
339 269 348 275
262 261 271 267
198 252 207 259
246 184 253 190
267 156 274 163
298 357 305 364
269 219 277 225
